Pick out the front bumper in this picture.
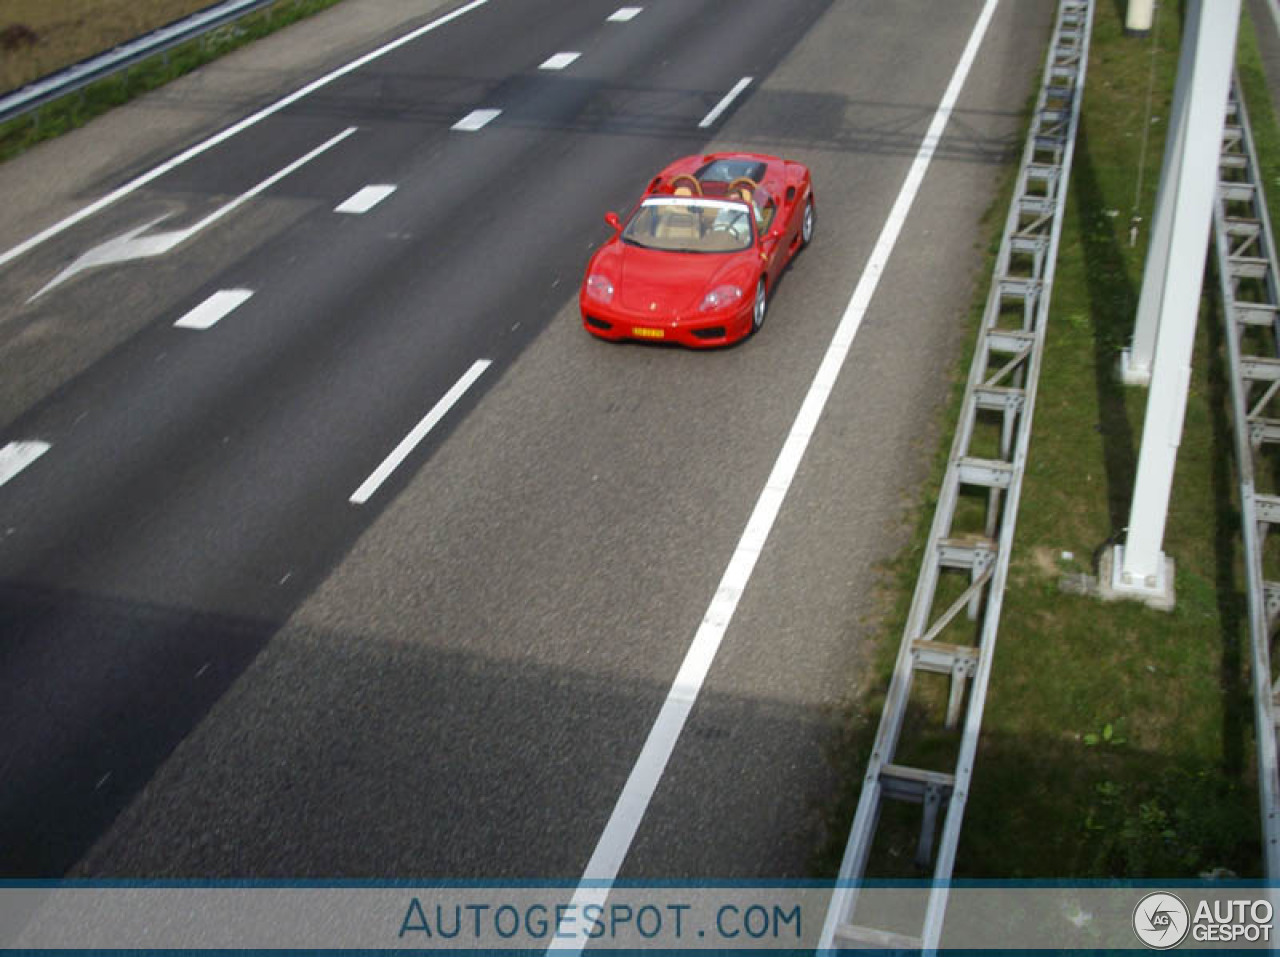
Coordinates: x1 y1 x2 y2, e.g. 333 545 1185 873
580 300 752 348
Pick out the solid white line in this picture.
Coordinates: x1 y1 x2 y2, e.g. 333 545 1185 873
552 0 1002 949
539 52 581 71
607 7 642 22
174 289 254 329
350 359 491 505
452 108 502 132
0 440 51 488
335 184 397 214
698 76 752 129
0 0 491 271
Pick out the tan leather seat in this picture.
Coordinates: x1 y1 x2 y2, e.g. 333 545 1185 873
655 205 701 245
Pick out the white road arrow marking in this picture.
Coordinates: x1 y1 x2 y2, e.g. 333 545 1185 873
31 126 358 301
31 213 182 299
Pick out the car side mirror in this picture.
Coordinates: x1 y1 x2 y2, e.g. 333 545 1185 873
605 212 623 232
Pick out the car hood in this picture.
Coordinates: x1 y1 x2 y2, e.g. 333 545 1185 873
600 243 754 317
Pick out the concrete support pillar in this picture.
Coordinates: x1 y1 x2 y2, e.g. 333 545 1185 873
1105 0 1240 608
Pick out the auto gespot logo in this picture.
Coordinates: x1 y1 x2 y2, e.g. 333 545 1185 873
1132 893 1189 949
1133 892 1275 948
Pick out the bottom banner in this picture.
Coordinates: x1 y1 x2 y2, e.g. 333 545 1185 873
0 881 1276 951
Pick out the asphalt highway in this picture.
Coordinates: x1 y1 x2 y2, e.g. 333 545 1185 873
0 0 1054 879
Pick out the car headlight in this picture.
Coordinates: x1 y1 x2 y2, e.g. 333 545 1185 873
700 284 743 312
585 274 615 303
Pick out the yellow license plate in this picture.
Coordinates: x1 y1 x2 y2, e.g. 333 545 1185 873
632 327 665 339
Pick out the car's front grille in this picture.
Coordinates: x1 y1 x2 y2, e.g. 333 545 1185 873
585 315 612 330
691 326 726 340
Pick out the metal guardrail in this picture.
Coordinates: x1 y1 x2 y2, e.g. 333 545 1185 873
0 0 281 126
818 0 1093 950
1211 74 1280 878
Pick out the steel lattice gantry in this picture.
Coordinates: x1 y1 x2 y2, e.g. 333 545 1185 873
819 0 1093 950
1211 76 1280 878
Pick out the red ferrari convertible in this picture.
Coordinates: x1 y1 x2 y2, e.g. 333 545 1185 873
580 152 814 347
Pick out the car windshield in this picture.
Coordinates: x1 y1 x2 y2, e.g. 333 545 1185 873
622 198 754 253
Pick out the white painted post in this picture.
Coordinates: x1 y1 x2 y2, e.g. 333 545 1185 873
1108 0 1240 607
1126 0 1156 35
1121 7 1201 386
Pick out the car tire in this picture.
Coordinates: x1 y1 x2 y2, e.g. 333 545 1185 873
800 196 815 246
751 278 767 335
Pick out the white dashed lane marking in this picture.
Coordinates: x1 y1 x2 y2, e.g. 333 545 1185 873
608 7 642 22
699 76 753 128
174 290 254 330
350 359 492 505
335 184 397 214
0 441 50 488
452 109 502 131
539 52 581 71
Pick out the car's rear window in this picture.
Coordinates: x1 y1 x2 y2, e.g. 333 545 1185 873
694 158 767 188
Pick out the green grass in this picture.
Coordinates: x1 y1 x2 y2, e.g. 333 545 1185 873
0 0 214 93
0 0 347 163
818 1 1265 879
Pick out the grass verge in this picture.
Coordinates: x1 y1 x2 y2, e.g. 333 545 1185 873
818 1 1265 879
0 0 347 163
1 1 214 94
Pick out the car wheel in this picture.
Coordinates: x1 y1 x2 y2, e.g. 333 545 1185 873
751 279 767 334
800 197 815 246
